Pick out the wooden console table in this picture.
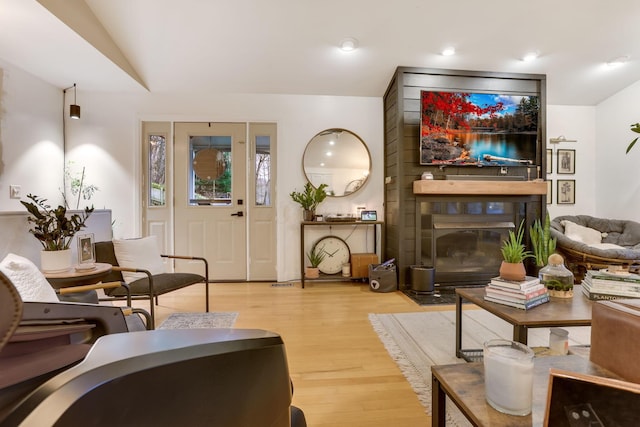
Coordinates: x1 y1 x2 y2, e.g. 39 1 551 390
300 221 384 288
431 355 618 427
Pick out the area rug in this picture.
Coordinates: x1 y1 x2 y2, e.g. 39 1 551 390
369 310 591 426
157 312 238 329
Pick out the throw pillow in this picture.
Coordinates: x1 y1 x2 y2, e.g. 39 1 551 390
561 220 603 245
0 253 59 302
113 236 165 284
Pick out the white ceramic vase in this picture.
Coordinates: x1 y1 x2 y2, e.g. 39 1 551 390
40 249 72 273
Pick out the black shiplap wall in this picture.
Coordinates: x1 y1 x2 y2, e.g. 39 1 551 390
383 67 547 287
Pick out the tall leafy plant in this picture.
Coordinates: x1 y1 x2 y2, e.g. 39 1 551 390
290 182 328 211
21 194 94 251
530 212 557 267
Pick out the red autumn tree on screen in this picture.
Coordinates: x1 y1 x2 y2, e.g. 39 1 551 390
421 92 504 137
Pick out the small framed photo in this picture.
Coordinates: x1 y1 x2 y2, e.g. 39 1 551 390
360 210 377 221
557 149 575 174
546 149 553 174
547 180 553 205
77 233 96 268
557 180 575 204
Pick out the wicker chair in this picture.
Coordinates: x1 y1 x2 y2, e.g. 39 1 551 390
550 215 640 281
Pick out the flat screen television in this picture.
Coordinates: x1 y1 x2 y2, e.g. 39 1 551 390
420 90 539 166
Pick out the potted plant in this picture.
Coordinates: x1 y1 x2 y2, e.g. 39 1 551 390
529 211 557 269
499 220 534 281
290 182 328 221
305 244 326 278
21 194 94 272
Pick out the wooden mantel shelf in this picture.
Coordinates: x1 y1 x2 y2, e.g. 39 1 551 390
413 179 548 196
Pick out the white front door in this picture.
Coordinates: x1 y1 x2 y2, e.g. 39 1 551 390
174 122 247 280
143 121 277 281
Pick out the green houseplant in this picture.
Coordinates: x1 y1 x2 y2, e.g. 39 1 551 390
626 122 640 153
290 182 328 221
21 194 94 272
305 244 326 278
529 212 557 268
499 220 534 281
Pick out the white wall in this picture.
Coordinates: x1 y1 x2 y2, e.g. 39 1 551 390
546 105 597 220
0 60 64 209
5 55 639 280
63 91 383 281
595 79 640 222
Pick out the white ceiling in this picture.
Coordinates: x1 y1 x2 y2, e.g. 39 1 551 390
1 0 640 105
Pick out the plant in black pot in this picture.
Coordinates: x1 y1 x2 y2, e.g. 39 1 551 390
290 182 328 221
21 194 94 272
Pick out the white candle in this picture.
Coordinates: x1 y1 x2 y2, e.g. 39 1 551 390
483 339 534 416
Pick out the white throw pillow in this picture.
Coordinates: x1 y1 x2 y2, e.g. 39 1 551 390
0 253 59 302
561 220 603 245
113 236 165 284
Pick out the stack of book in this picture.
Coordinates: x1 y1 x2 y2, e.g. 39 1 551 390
484 276 550 310
582 269 640 300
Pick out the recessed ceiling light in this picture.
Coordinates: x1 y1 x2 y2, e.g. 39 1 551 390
339 38 358 52
606 55 630 68
522 51 539 62
441 47 456 56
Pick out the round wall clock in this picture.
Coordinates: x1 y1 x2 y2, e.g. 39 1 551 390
313 235 350 275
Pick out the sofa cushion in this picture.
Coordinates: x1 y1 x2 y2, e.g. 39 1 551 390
0 253 59 302
113 236 165 284
561 220 603 245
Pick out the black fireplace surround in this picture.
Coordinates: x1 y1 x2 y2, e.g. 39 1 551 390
416 197 532 286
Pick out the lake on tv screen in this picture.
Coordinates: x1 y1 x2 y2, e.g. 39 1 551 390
459 132 536 163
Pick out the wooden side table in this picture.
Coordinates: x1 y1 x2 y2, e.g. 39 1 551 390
431 355 618 426
44 263 113 289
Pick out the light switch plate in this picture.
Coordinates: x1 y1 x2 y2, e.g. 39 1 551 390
9 185 21 199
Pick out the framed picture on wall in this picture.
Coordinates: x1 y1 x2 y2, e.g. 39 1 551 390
546 149 553 174
547 180 553 205
557 180 575 204
557 149 575 174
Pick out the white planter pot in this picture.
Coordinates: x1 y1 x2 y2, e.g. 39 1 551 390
40 249 72 273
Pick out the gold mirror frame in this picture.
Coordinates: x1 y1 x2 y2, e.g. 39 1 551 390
302 128 371 197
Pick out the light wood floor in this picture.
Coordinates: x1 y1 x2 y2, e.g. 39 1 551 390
132 281 457 427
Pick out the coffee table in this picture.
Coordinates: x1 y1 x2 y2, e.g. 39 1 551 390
431 355 617 427
455 285 593 361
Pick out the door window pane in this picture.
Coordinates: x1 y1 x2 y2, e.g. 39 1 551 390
148 134 166 206
189 135 232 206
255 135 271 206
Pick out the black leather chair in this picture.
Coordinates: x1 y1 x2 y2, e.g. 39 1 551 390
95 241 210 329
0 271 129 422
0 272 306 427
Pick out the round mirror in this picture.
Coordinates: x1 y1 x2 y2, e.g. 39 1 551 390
303 128 371 197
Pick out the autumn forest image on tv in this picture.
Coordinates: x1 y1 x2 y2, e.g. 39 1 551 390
420 91 539 166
